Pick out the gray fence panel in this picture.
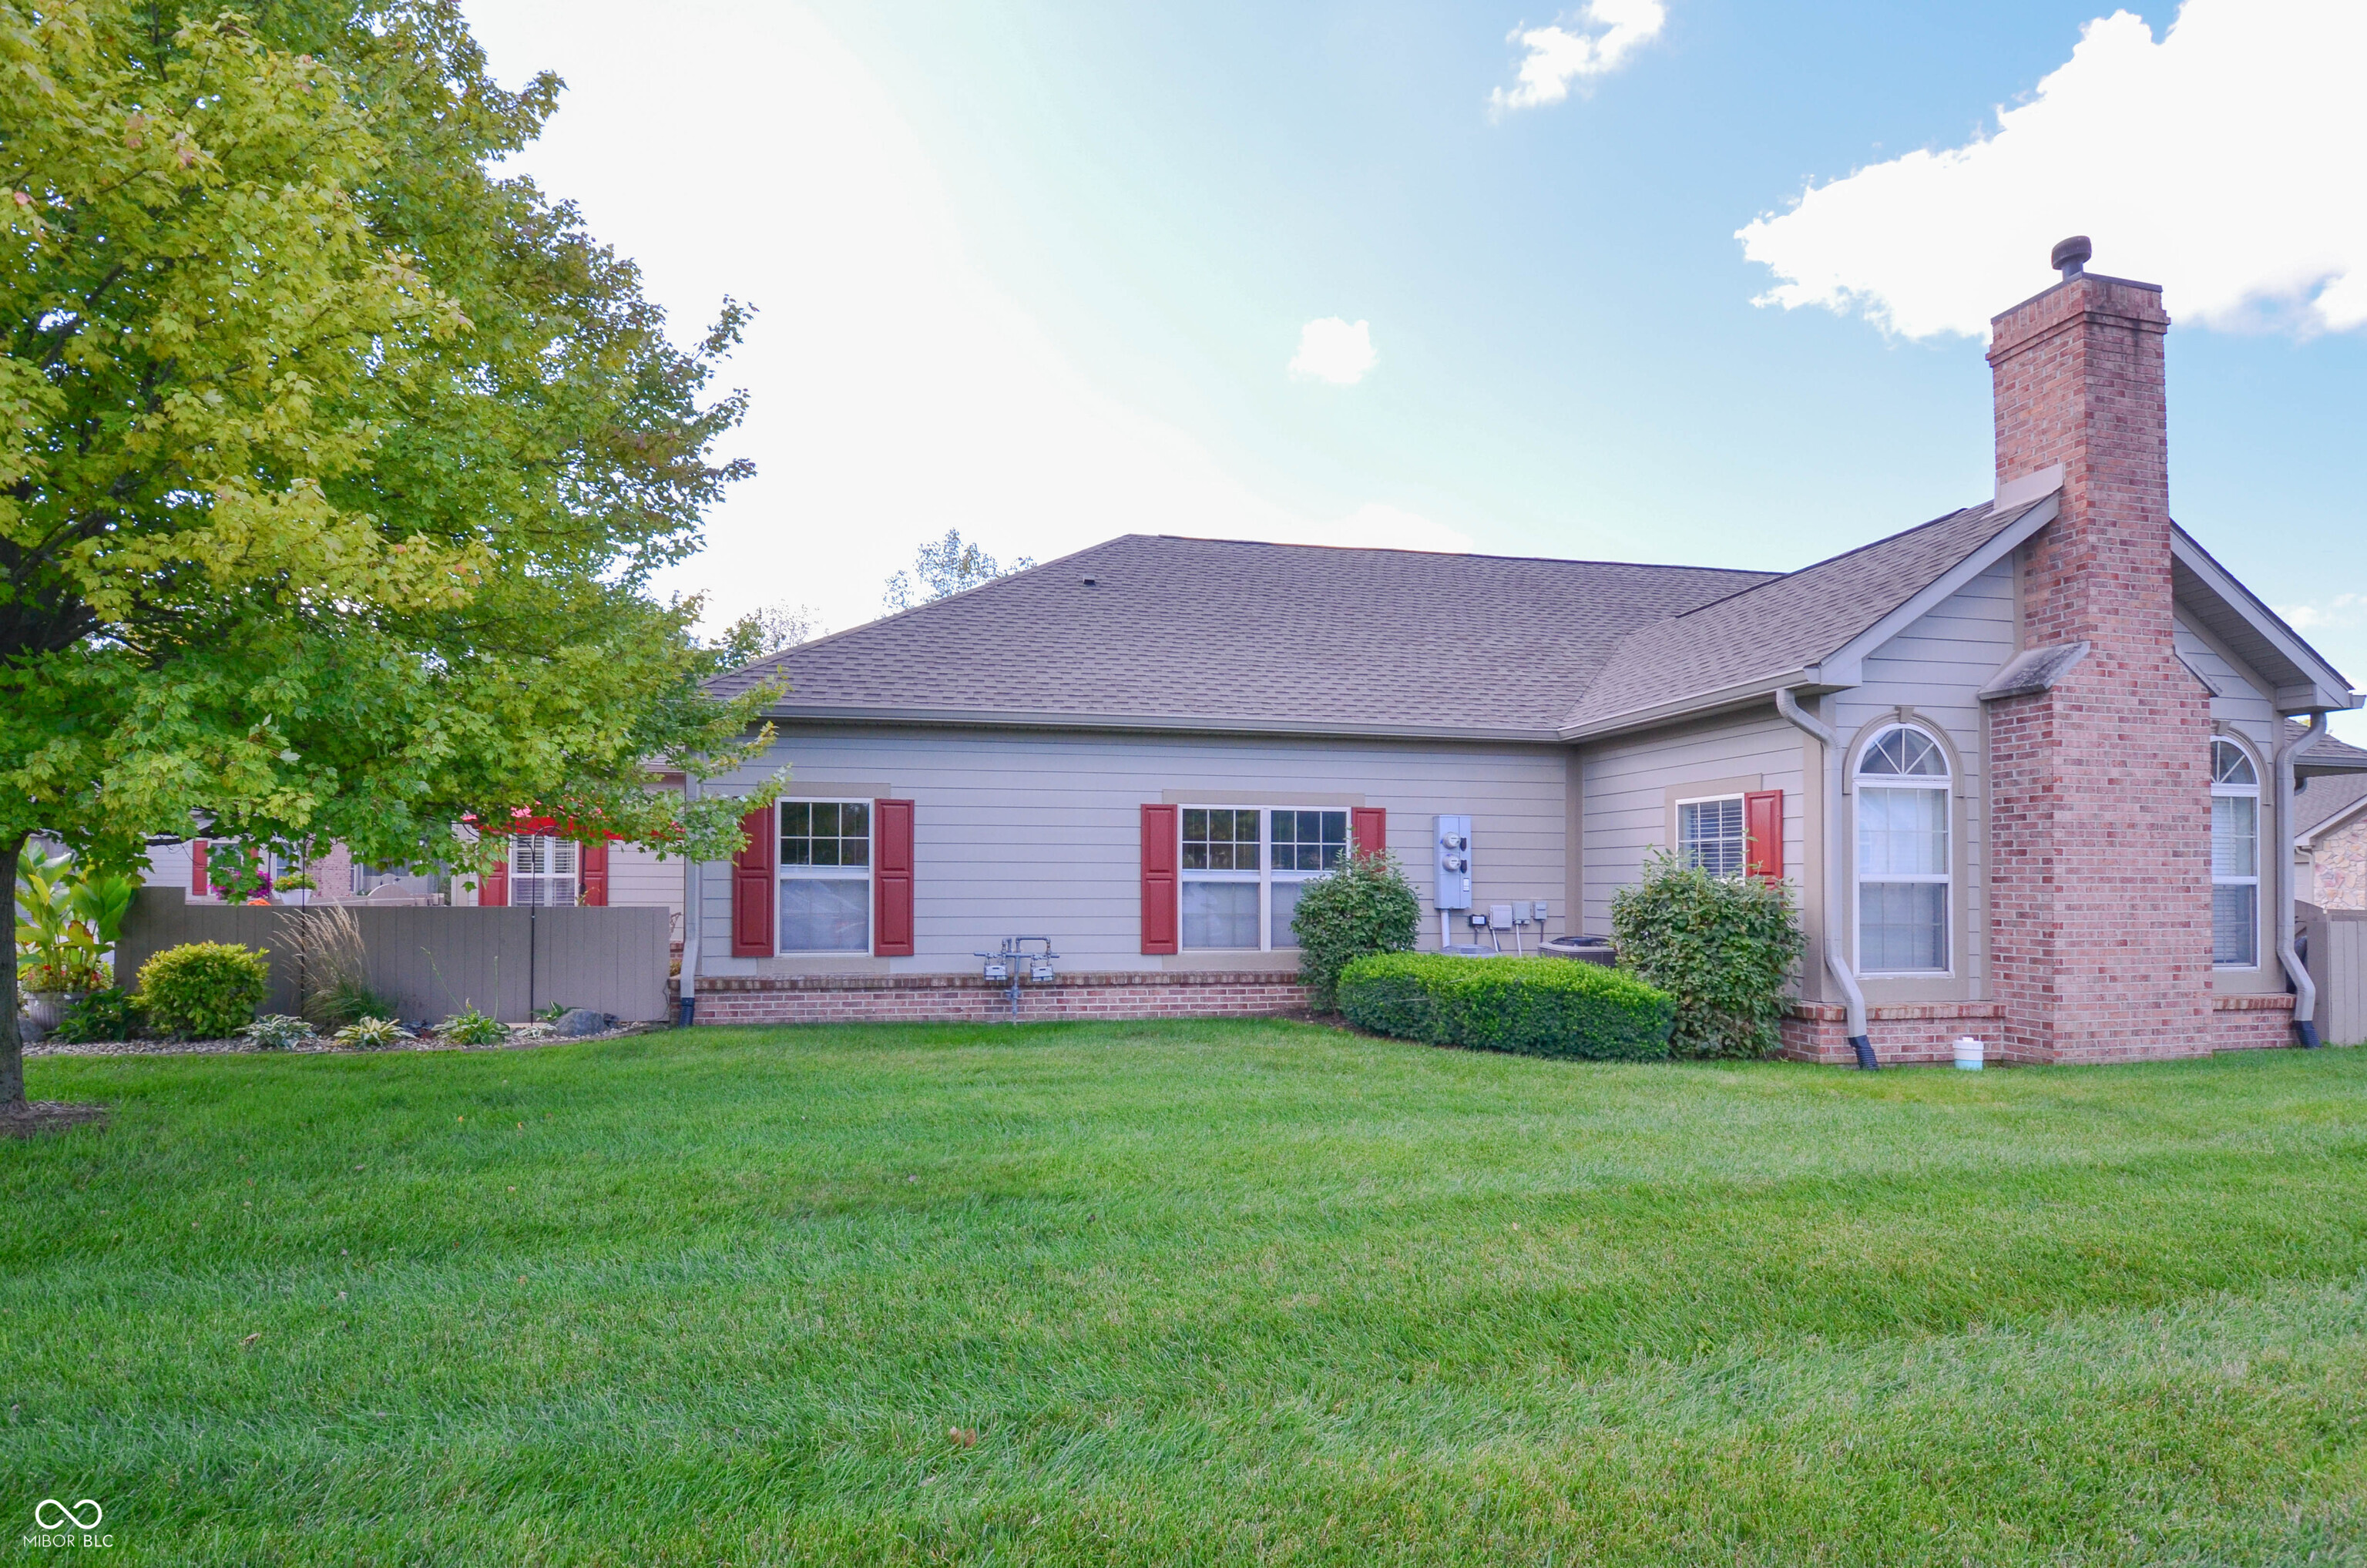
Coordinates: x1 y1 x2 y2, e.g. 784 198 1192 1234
118 890 670 1024
2306 905 2366 1048
530 906 670 1024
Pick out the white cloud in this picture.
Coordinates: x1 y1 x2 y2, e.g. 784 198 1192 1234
1489 0 1667 116
462 2 1460 637
1288 317 1378 384
2279 593 2365 633
1737 1 2367 340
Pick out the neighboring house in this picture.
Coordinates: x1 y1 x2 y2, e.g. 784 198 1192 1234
141 811 690 948
2298 774 2367 911
683 248 2367 1064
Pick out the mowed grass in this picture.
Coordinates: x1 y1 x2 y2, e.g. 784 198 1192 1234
6 1023 2367 1565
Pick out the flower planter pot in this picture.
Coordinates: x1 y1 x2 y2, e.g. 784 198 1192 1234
20 989 76 1045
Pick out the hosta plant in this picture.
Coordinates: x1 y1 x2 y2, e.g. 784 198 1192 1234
239 1014 316 1050
334 1016 415 1050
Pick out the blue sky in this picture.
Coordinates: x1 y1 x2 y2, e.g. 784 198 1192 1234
465 0 2367 735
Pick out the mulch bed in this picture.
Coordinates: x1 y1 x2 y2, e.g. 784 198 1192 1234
0 1100 109 1138
24 1021 656 1060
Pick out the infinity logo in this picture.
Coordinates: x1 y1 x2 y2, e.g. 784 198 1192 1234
34 1499 102 1531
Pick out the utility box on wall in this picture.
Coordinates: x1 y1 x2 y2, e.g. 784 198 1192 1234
1434 814 1472 912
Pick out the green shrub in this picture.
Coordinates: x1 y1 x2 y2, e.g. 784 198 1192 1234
1290 847 1422 1010
334 1016 415 1049
240 1013 317 1050
50 987 142 1044
136 942 271 1039
1610 851 1806 1059
1338 952 1674 1062
438 1007 508 1046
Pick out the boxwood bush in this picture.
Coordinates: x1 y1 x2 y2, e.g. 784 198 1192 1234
136 942 270 1040
1610 850 1805 1059
1338 952 1674 1062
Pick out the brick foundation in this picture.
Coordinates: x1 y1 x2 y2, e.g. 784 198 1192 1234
1781 1002 2006 1066
688 969 1311 1026
2210 992 2297 1052
1781 994 2298 1064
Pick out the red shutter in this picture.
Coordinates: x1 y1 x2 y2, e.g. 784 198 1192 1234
478 841 509 908
190 839 210 897
873 799 915 957
1745 790 1784 881
1140 804 1179 955
730 804 775 956
1350 807 1387 858
579 838 609 907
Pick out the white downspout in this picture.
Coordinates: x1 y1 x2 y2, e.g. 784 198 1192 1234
1775 688 1876 1069
2275 714 2326 1047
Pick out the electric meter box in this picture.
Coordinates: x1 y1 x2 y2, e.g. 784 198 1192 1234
1434 814 1472 911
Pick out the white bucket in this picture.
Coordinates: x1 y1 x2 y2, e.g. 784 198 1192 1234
1953 1035 1986 1071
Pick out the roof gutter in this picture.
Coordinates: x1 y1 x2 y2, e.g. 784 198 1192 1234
1774 687 1876 1069
758 705 1565 747
1560 669 1826 744
2277 714 2329 1047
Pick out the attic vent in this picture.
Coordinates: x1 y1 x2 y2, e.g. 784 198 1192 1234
1081 576 1098 586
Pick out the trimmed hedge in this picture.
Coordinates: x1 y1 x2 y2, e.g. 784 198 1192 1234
1337 952 1674 1062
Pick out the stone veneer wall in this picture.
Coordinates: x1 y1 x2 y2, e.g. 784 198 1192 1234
1983 270 2215 1063
690 970 1311 1026
2316 815 2367 910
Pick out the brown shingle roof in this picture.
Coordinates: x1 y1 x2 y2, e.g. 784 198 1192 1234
711 535 1773 737
1560 499 2043 731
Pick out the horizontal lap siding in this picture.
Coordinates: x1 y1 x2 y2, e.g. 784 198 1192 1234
1582 713 1807 935
1831 559 2016 997
2175 611 2285 993
693 728 1570 975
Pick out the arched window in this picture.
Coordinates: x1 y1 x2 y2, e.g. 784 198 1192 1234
2211 738 2259 967
1855 724 1951 973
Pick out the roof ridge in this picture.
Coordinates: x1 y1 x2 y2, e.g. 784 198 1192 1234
1147 532 1779 576
1660 501 1993 624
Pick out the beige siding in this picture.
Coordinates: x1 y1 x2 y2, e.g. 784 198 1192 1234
606 842 686 943
691 727 1571 976
2177 609 2288 992
1580 710 1809 935
1834 556 2017 1002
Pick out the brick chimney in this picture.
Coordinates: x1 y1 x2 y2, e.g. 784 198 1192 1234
1983 240 2214 1062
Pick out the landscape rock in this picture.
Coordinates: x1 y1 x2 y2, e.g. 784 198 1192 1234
553 1007 610 1037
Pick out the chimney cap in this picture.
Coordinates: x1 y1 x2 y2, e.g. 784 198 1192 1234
2051 235 2093 279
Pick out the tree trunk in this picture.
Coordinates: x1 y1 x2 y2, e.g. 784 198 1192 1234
1 830 26 1110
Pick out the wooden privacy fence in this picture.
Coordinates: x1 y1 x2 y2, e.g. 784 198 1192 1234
2302 902 2367 1048
117 889 670 1023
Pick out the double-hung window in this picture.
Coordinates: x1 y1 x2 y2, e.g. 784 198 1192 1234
2211 738 2260 967
779 801 871 952
1676 796 1747 878
1180 806 1348 950
1855 724 1951 974
508 835 579 907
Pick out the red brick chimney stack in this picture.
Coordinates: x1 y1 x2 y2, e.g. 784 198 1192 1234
1983 241 2214 1062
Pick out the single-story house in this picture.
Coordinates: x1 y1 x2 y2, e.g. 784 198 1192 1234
683 247 2367 1064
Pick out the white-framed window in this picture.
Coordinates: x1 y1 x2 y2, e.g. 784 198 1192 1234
2211 737 2260 968
509 835 579 907
1180 806 1348 950
779 800 871 952
1855 724 1951 974
1676 795 1747 878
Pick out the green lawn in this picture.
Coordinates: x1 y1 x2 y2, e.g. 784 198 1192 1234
6 1022 2367 1565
